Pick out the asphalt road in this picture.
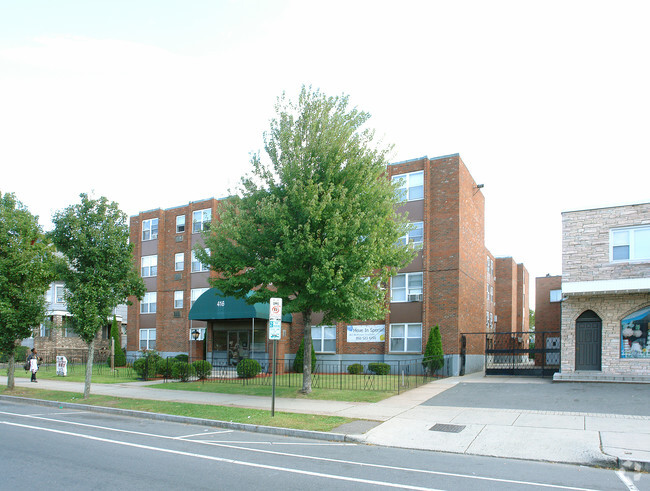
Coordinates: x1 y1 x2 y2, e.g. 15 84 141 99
0 399 646 490
422 381 650 415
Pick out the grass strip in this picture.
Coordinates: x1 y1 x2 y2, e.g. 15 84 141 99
152 379 396 403
1 387 355 432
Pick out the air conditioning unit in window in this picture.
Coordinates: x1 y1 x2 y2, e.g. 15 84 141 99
408 293 423 302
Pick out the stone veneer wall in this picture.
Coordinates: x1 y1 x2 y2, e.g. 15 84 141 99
561 293 650 375
562 203 650 283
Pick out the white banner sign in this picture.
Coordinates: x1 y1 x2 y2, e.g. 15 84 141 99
346 325 385 343
56 356 68 377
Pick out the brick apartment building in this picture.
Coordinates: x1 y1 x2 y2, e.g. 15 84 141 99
126 153 529 375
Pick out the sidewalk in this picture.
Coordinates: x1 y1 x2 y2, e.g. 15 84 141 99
2 373 649 471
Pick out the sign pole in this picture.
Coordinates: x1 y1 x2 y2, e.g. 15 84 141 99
268 298 282 417
271 339 277 416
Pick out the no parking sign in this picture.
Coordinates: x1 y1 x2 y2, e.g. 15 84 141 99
268 298 282 340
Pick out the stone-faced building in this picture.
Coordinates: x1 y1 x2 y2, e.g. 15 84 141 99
555 202 650 381
127 154 529 375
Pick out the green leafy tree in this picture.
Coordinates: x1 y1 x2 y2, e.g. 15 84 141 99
0 192 55 389
198 86 413 393
422 325 444 374
51 194 145 398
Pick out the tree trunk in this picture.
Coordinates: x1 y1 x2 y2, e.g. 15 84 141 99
300 309 312 394
83 338 95 399
7 355 15 390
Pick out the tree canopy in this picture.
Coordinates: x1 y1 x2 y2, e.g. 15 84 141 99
197 87 413 393
51 193 145 398
0 192 55 389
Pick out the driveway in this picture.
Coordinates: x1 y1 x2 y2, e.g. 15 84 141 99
421 376 650 415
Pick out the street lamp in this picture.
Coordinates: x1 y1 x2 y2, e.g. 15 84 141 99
191 329 200 341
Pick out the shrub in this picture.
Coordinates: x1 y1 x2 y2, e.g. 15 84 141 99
172 360 195 382
156 358 176 378
0 346 29 363
368 362 390 375
133 351 162 379
422 325 444 374
106 316 126 367
175 354 189 363
293 338 317 373
347 363 364 375
237 358 262 378
193 360 213 379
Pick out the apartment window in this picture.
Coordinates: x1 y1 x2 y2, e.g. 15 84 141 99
102 325 110 340
176 215 186 233
390 323 422 352
141 292 157 314
611 226 650 262
40 317 53 337
191 249 210 272
62 316 78 337
549 289 562 303
191 288 209 307
139 328 156 350
141 255 157 277
175 253 184 271
398 221 424 248
55 285 65 303
192 209 212 233
174 290 184 309
142 218 158 241
392 171 424 202
391 272 423 302
312 326 336 353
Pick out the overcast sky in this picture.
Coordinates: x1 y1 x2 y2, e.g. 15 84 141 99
1 0 648 308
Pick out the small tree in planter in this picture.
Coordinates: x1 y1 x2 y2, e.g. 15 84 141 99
422 325 444 375
293 338 317 374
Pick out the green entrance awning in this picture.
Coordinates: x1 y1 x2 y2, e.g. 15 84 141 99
188 288 292 322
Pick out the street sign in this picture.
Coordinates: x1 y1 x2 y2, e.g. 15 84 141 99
269 297 282 340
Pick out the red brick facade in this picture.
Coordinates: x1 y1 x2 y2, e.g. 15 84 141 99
127 154 528 375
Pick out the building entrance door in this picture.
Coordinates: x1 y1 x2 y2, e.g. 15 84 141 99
227 331 250 366
575 310 602 371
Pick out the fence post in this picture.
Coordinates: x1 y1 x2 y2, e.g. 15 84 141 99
397 360 401 395
340 360 342 391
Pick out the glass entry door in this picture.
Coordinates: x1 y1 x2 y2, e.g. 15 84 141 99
227 331 250 366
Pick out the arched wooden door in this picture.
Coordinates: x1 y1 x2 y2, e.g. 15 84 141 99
575 310 602 371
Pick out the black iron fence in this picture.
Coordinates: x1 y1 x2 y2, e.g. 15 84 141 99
131 353 453 394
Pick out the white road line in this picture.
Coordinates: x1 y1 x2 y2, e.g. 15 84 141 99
174 430 234 439
0 410 601 491
1 421 443 491
616 470 640 491
201 441 354 446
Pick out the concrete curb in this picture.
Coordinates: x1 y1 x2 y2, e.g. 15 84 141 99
0 395 358 443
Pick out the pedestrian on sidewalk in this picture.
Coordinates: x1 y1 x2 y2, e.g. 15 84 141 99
28 348 39 383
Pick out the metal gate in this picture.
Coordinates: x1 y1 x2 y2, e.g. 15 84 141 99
485 331 560 377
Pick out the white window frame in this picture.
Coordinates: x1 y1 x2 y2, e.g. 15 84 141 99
191 288 209 307
175 252 184 271
176 215 185 233
139 328 156 350
192 208 212 233
390 272 423 302
141 292 157 314
549 289 562 303
174 290 184 309
191 249 210 272
392 170 424 202
398 221 424 248
55 285 65 304
610 225 650 263
141 255 157 277
389 323 422 353
311 325 336 353
142 218 158 241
